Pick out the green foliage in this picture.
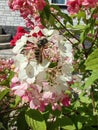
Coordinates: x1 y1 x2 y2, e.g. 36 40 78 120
0 88 9 101
0 71 14 86
0 122 6 130
40 4 73 29
17 110 29 130
77 11 86 22
80 24 91 44
10 95 21 108
84 48 98 87
84 71 98 88
25 109 46 130
85 48 98 70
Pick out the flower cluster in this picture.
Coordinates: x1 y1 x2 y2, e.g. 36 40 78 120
8 0 47 28
10 26 74 111
67 0 98 14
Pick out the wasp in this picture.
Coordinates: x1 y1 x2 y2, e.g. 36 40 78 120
35 38 48 63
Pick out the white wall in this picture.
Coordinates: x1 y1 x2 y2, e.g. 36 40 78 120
0 0 67 27
0 0 25 26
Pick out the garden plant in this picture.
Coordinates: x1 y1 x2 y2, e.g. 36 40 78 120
0 0 98 130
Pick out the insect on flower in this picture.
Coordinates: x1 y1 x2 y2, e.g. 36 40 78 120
35 38 48 63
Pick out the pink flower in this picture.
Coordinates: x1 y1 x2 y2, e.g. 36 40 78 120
22 95 29 102
52 103 61 111
11 76 20 83
62 96 71 107
10 26 28 46
67 0 98 14
8 0 47 28
11 82 28 97
82 0 98 7
34 0 46 11
67 0 81 14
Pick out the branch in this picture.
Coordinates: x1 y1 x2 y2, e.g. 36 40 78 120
51 13 80 42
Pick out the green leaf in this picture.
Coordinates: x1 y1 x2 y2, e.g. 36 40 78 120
0 71 14 86
79 94 91 104
17 111 29 130
7 71 14 83
68 25 85 31
0 88 9 101
58 116 75 128
84 71 98 88
49 62 58 68
10 95 21 108
0 122 6 130
25 109 46 130
85 48 98 70
47 116 76 130
44 5 51 20
63 13 73 25
77 122 82 129
62 125 76 130
60 116 76 130
77 11 86 19
85 58 98 70
80 24 90 43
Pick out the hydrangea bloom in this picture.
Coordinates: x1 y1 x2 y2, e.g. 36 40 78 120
11 26 74 111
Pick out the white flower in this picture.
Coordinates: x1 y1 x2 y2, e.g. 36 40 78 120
13 35 27 54
59 39 73 64
54 75 69 94
42 28 54 36
13 54 28 68
30 26 41 34
27 36 37 43
18 60 50 84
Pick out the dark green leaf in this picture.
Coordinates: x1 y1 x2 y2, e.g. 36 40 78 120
0 122 6 130
25 109 46 130
63 13 73 25
80 24 90 43
49 62 58 68
17 111 29 130
44 5 51 20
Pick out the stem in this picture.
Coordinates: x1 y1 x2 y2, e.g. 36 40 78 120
91 85 96 112
54 25 80 50
51 13 80 42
